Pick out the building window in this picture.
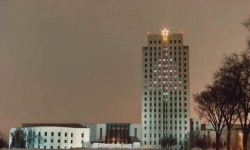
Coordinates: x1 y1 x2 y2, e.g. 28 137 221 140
44 146 46 149
150 41 152 44
71 140 73 144
144 141 146 145
38 132 41 136
65 133 67 137
144 134 146 138
58 146 60 149
184 52 186 55
45 132 47 136
170 40 172 43
58 132 61 136
44 139 47 143
51 139 53 143
145 53 147 56
82 133 84 137
58 139 60 143
51 146 53 149
65 140 67 143
71 133 73 137
159 41 161 44
179 40 181 43
51 132 54 136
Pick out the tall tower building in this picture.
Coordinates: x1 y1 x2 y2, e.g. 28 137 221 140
141 30 190 150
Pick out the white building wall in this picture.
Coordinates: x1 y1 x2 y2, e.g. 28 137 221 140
9 127 90 149
142 32 190 150
129 124 142 142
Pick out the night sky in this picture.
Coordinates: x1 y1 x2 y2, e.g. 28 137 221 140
0 0 249 139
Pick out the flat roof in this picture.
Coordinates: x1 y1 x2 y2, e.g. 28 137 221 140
22 123 87 128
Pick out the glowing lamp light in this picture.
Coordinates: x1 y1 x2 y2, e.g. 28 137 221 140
162 29 169 41
161 29 169 36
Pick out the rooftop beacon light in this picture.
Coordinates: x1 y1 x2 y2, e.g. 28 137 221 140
161 29 169 41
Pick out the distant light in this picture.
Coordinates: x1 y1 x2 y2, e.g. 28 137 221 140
161 29 169 36
181 30 184 34
147 31 150 35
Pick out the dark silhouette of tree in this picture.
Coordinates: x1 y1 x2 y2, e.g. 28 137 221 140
10 128 26 148
216 51 250 150
243 16 250 49
0 131 8 148
194 84 227 150
26 128 44 148
159 134 177 150
213 65 240 150
190 131 208 150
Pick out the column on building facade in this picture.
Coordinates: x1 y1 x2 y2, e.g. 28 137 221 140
106 125 111 143
124 125 128 144
134 128 137 142
100 128 102 142
112 124 116 144
115 124 120 144
121 124 124 144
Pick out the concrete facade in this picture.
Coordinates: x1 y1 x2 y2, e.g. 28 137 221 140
141 30 190 149
9 126 90 149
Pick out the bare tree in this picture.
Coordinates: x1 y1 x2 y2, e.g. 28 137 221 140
213 63 240 150
194 85 227 150
10 128 26 148
159 134 177 150
26 128 44 148
242 16 250 49
190 131 207 150
0 131 8 148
